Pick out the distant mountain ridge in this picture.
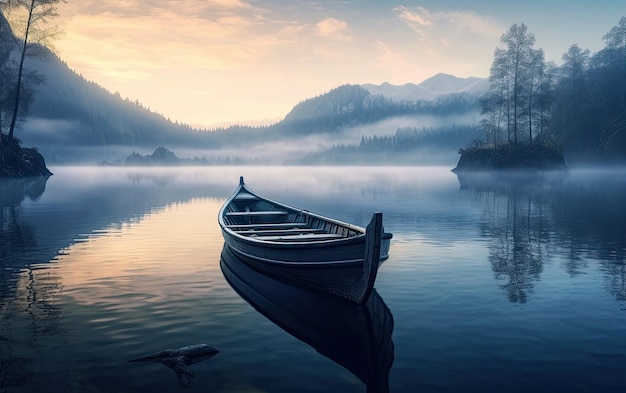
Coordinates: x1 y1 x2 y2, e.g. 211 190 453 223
362 73 488 102
1 8 483 155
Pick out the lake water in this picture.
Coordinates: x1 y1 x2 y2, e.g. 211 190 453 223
1 166 626 392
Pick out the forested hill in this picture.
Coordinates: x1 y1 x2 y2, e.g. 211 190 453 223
22 50 215 147
5 0 479 152
267 84 480 139
20 51 480 149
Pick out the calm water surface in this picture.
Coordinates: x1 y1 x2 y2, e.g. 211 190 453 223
1 166 625 392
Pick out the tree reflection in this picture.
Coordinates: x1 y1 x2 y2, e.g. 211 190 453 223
1 177 49 288
458 170 626 304
548 173 626 302
470 178 547 303
0 176 65 388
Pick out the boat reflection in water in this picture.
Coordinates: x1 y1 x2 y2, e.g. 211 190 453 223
220 245 395 393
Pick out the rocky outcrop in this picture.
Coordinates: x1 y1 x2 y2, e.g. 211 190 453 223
0 136 53 177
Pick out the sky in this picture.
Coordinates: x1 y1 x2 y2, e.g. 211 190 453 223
49 0 626 128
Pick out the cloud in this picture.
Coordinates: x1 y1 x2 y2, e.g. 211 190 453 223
60 0 254 17
316 17 352 42
393 6 432 37
443 11 504 37
57 1 278 78
393 5 502 40
373 41 412 70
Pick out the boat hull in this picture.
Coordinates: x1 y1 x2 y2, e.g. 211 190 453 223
221 228 369 265
218 177 390 303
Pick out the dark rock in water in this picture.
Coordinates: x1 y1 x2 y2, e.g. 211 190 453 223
128 343 219 388
452 143 566 173
0 136 53 178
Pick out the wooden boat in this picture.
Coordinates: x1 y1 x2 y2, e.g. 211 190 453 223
220 245 394 392
218 176 392 304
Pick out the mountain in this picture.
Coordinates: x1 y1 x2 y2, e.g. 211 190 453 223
0 10 213 149
274 82 480 138
2 10 483 159
20 57 481 149
361 82 437 102
418 73 487 95
21 52 215 147
362 73 488 102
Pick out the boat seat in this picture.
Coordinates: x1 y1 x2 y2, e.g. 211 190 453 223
225 211 289 216
226 223 308 229
252 233 344 241
237 228 326 236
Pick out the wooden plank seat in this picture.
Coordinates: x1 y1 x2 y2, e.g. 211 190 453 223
225 211 289 216
226 223 308 229
236 228 327 236
251 233 344 241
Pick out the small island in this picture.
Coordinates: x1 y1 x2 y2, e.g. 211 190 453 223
452 142 566 172
121 146 208 166
100 146 266 166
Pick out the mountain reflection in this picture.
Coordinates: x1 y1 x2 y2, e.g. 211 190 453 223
457 169 626 303
220 245 395 393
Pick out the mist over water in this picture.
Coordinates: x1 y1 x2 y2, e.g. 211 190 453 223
20 112 479 166
2 166 625 392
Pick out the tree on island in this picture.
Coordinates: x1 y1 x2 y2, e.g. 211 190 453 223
480 23 553 148
458 17 626 171
0 0 63 177
454 23 564 172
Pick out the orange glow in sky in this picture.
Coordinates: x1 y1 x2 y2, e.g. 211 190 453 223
49 1 626 128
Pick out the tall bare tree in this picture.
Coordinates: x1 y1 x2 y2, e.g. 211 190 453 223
561 44 590 113
483 24 547 146
1 0 63 142
500 23 536 144
486 47 512 145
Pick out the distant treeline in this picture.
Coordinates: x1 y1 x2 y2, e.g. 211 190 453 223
292 125 480 165
360 125 479 151
207 85 480 146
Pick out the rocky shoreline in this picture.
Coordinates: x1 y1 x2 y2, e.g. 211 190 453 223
0 136 53 178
